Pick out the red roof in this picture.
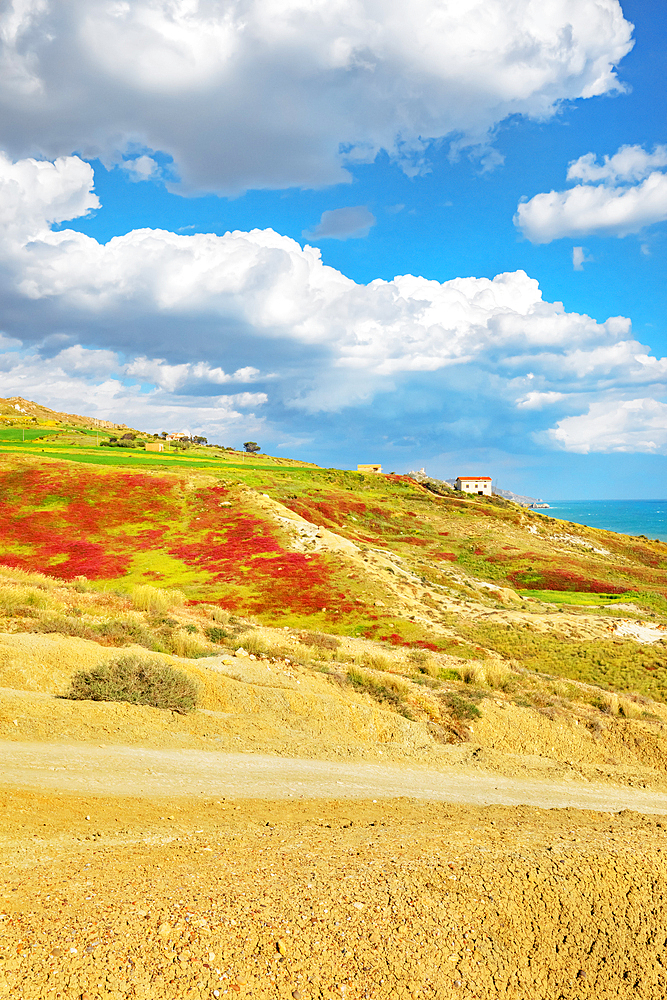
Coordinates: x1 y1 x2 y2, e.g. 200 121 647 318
457 475 492 480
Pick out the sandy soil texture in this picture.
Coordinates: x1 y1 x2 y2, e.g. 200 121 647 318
2 791 667 1000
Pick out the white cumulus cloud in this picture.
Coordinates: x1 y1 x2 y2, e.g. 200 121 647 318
567 145 667 184
0 152 98 238
0 0 634 193
0 344 268 441
516 144 667 243
516 391 565 410
546 398 667 454
0 150 665 455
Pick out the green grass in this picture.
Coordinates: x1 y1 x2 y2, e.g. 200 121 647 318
0 443 323 474
0 428 60 443
0 432 318 473
520 590 633 606
458 621 667 702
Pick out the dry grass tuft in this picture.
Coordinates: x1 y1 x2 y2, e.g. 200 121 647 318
618 695 643 719
238 631 270 656
600 691 620 716
210 607 231 624
169 630 211 658
290 643 314 665
484 662 514 691
0 585 53 615
460 663 487 686
356 650 394 672
131 585 186 615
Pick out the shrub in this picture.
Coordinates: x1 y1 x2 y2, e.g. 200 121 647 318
440 690 484 721
205 625 230 643
439 668 463 681
66 654 198 713
347 665 412 718
131 585 186 615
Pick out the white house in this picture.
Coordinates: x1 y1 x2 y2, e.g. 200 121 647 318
455 475 492 496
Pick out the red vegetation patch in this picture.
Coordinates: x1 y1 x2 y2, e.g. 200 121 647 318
0 466 177 579
434 552 457 562
168 486 347 616
384 475 415 485
508 567 627 594
486 550 541 564
283 495 368 529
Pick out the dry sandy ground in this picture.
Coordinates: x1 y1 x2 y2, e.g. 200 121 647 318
3 790 667 1000
4 631 667 998
5 741 667 814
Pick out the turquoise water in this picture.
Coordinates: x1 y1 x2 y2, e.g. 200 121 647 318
544 500 667 542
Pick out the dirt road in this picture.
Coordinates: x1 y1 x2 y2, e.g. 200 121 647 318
4 740 667 813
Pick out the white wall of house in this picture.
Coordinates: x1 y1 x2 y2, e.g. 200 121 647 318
456 477 492 495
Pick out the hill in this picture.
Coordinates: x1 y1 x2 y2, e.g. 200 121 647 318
0 395 129 430
0 406 666 757
3 402 667 998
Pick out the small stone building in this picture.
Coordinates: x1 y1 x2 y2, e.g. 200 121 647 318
357 463 382 473
145 441 165 452
455 475 492 495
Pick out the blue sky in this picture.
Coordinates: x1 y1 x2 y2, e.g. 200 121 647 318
0 0 664 499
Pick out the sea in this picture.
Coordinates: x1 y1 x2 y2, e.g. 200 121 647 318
543 499 667 543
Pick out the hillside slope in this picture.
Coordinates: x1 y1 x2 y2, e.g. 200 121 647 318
0 395 129 430
3 434 667 999
0 438 666 788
